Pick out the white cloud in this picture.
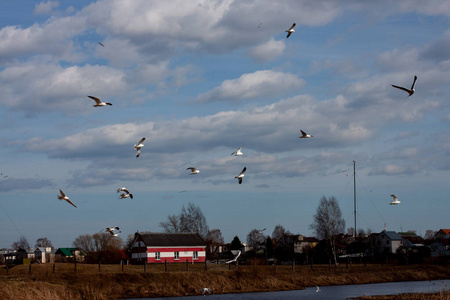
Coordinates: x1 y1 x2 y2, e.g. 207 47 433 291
248 38 286 63
194 70 305 103
33 1 59 15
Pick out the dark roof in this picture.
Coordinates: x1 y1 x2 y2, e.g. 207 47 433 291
137 233 205 247
55 248 77 256
382 231 402 240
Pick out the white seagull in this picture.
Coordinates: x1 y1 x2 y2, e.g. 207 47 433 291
225 250 241 264
235 167 246 184
186 167 200 175
117 187 133 199
231 147 243 156
87 95 112 107
391 75 417 97
119 192 133 199
316 286 321 293
57 189 77 208
299 130 313 138
105 226 121 236
258 228 266 234
134 137 145 158
285 23 296 38
200 288 214 296
390 194 401 205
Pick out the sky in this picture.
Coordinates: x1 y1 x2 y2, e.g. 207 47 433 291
0 0 449 249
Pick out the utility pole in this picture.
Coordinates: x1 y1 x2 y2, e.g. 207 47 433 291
353 160 356 239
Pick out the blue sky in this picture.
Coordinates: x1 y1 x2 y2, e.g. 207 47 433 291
0 0 449 249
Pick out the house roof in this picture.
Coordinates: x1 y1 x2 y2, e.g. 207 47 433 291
55 248 77 256
382 231 402 240
137 233 205 247
437 229 450 235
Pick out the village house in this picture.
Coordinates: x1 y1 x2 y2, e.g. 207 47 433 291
34 247 54 263
55 248 84 262
434 229 450 239
277 234 319 254
130 232 206 264
374 231 403 254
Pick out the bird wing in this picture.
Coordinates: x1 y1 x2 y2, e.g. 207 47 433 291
240 167 247 175
136 148 141 157
65 198 77 208
238 177 243 184
99 42 105 47
87 96 102 104
289 23 296 30
129 194 133 199
286 32 291 38
59 189 66 197
138 137 146 144
300 130 307 136
187 167 195 171
391 85 411 93
411 75 417 90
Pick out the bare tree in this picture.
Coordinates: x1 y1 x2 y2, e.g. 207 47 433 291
424 230 436 240
309 196 345 265
272 224 291 240
12 235 30 250
159 202 209 238
73 233 123 263
247 229 265 249
35 237 53 248
206 229 224 244
159 214 180 233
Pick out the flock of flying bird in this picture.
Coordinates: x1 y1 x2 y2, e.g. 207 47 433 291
53 22 415 243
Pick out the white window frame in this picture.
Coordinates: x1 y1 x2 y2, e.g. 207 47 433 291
174 251 179 260
155 252 160 260
193 251 198 260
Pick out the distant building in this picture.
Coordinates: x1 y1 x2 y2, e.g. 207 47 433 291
375 231 403 254
55 248 84 262
130 232 206 264
34 247 53 263
277 234 319 254
434 229 450 239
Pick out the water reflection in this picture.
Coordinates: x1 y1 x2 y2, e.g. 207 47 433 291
128 279 450 300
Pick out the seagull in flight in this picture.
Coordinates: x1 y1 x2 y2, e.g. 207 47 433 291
134 137 145 158
57 189 77 208
117 187 133 199
98 42 105 47
200 288 214 296
235 167 246 184
299 130 313 138
391 75 417 97
225 250 241 264
105 226 121 236
285 23 296 38
87 96 112 107
390 194 401 205
186 167 200 175
231 147 243 156
258 23 262 28
258 228 266 234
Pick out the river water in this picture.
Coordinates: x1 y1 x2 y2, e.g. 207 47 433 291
128 279 450 300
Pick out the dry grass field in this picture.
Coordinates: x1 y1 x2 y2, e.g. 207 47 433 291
1 263 450 299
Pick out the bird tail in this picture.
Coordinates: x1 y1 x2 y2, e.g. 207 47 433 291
57 196 63 200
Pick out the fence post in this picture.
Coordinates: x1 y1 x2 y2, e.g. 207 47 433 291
144 262 147 273
53 263 55 274
165 260 167 272
98 261 101 273
29 263 31 274
292 258 295 271
186 259 189 271
204 259 207 271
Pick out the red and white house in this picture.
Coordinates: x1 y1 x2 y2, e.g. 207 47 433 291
131 232 206 264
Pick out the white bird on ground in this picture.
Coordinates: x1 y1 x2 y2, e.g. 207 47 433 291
225 250 241 264
316 286 321 292
134 137 145 158
231 147 243 156
285 23 296 38
87 96 112 107
105 226 121 236
200 288 214 296
299 130 313 138
119 192 133 199
390 194 401 205
235 167 246 184
186 167 200 175
391 75 417 97
57 189 77 208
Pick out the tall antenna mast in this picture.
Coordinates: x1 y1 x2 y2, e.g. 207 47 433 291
353 160 356 238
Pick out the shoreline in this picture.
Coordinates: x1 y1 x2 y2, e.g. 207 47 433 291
1 263 450 299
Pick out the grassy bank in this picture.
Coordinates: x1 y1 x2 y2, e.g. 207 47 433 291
1 263 450 299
